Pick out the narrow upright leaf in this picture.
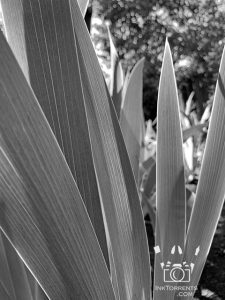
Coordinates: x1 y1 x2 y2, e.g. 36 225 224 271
154 40 186 300
108 27 124 117
180 44 225 299
120 58 145 183
1 0 109 267
0 30 115 300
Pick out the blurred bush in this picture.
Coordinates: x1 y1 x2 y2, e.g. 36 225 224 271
92 0 225 120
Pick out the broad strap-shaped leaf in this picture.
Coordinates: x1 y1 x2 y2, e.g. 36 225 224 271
1 0 109 268
0 30 115 300
70 1 152 298
179 44 225 299
120 58 145 183
154 40 186 300
108 27 124 117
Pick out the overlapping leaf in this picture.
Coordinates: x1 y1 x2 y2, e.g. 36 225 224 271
177 44 225 299
70 0 151 298
0 29 115 300
1 0 151 299
1 0 109 267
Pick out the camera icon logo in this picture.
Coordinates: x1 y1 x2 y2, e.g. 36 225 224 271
163 262 190 282
154 245 200 283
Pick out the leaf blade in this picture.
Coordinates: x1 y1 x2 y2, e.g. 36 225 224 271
108 27 124 117
70 1 152 298
154 40 186 300
77 0 89 16
0 30 115 300
0 233 33 300
120 58 145 183
181 44 225 298
1 0 109 268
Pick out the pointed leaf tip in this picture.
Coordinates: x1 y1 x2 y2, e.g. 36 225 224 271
77 0 89 16
154 33 185 299
164 39 173 63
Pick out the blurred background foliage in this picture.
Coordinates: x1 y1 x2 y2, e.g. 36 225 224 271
90 0 225 121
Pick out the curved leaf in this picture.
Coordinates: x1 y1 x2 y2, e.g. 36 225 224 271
1 0 109 268
70 1 152 298
180 44 225 299
0 30 115 300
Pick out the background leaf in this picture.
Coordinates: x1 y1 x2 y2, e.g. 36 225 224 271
120 58 145 183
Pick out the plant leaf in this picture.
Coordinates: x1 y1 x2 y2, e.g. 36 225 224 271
120 58 145 183
77 0 89 16
0 29 115 300
0 233 33 300
107 86 153 300
183 123 208 142
179 44 225 299
1 0 109 268
142 162 156 231
108 27 124 117
185 91 195 116
154 40 186 300
70 1 152 298
143 163 156 201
